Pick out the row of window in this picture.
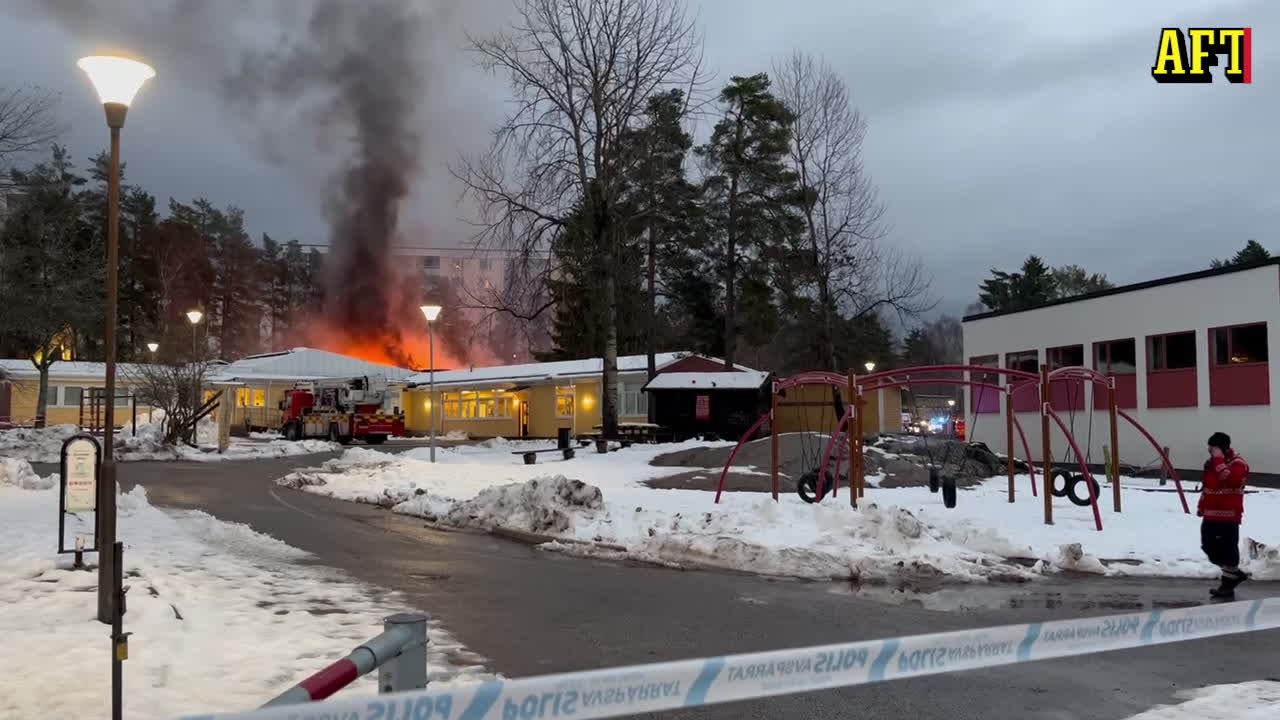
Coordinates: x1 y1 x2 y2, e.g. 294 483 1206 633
421 257 495 272
437 384 649 421
970 322 1271 411
43 385 131 408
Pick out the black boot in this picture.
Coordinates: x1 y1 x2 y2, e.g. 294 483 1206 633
1210 570 1247 598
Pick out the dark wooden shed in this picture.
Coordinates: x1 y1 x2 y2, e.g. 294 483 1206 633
643 370 770 441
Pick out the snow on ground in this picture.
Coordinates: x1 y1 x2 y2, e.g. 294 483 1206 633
276 439 1280 584
0 461 490 720
1123 681 1280 719
0 420 340 463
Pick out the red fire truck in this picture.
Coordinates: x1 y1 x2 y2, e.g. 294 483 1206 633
280 375 405 445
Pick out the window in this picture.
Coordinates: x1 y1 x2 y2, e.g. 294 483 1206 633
619 382 648 417
556 387 575 418
442 391 514 419
252 389 266 407
479 258 493 271
44 385 58 407
1091 338 1137 409
443 393 461 418
452 259 465 273
114 392 130 407
1047 345 1084 412
1149 332 1196 370
968 355 1000 414
1006 350 1039 412
237 388 252 407
422 255 440 270
62 386 83 407
1209 323 1270 406
1214 323 1268 365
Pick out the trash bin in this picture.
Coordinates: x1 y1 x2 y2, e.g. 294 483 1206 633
557 426 571 450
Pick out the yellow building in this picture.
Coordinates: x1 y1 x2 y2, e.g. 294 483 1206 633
403 353 735 439
0 359 157 427
772 382 903 435
205 348 418 430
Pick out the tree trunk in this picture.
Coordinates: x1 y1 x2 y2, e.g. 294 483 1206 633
723 172 740 371
602 252 620 438
646 219 658 422
34 363 50 429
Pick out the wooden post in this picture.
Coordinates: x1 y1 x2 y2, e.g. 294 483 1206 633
770 382 780 501
854 377 866 500
1160 446 1170 486
847 371 857 507
1005 387 1015 503
1040 364 1053 525
1108 379 1121 513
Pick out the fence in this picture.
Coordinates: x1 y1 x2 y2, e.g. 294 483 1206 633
180 597 1280 720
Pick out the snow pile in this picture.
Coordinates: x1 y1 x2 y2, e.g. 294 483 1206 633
0 482 491 719
1123 681 1280 719
0 424 78 462
274 438 1280 583
0 457 54 490
438 476 603 534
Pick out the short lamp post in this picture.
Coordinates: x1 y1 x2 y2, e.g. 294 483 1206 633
420 305 442 462
78 52 154 720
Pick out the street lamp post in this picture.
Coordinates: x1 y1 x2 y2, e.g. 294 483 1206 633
420 305 442 462
79 53 154 720
146 342 158 355
186 310 203 437
864 361 876 374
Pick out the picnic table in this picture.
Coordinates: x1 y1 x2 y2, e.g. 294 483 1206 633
590 422 662 444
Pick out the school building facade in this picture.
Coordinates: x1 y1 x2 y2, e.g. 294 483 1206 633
962 258 1280 475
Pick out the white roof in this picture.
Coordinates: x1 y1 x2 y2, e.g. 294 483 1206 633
207 347 416 384
643 370 770 391
405 352 740 388
0 359 158 380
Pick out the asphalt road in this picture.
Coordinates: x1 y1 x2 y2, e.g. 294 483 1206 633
47 449 1280 720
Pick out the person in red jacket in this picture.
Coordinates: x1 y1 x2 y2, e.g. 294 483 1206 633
1198 431 1250 598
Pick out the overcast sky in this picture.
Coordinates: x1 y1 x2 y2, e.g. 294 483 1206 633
0 0 1274 319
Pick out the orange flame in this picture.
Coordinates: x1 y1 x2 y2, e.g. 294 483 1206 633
294 322 462 372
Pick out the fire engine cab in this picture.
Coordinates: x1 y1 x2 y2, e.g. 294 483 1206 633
280 374 405 445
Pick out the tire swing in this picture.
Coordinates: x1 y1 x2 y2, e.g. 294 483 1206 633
1055 374 1099 508
910 383 958 509
795 384 845 505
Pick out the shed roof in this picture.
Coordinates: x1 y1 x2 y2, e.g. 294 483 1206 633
642 370 770 391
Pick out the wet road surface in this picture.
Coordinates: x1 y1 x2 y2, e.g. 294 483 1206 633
40 449 1280 720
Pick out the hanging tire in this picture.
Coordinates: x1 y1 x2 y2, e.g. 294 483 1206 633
928 467 940 494
942 476 957 509
1050 469 1072 498
1067 475 1102 507
797 469 834 504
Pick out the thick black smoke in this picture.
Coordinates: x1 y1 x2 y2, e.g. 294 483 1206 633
24 0 497 367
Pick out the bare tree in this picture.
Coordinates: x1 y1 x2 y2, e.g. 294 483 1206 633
124 361 209 446
0 86 61 186
773 52 933 370
454 0 705 436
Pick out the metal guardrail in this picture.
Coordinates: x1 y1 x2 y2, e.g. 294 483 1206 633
261 613 429 708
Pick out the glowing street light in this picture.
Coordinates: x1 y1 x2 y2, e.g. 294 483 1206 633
79 52 154 717
146 342 159 354
420 304 443 462
186 309 203 325
864 361 876 373
947 399 956 407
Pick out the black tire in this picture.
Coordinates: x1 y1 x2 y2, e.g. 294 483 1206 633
942 476 957 509
797 469 834 504
284 422 300 441
1066 474 1102 507
328 423 341 443
1050 469 1072 498
928 467 941 494
365 434 387 445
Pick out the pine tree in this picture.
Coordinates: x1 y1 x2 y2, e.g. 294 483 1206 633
978 255 1059 312
697 73 800 368
1211 240 1271 268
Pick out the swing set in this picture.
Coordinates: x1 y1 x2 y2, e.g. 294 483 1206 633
713 363 1191 532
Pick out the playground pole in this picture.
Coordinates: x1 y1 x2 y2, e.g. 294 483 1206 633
847 370 858 507
770 380 780 502
853 374 865 501
1005 386 1015 503
1040 364 1053 525
1108 378 1121 513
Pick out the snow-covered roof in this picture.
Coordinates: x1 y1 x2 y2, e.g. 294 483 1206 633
405 352 735 388
207 347 416 384
0 359 158 380
642 370 770 392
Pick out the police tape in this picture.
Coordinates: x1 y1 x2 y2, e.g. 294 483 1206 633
179 597 1280 720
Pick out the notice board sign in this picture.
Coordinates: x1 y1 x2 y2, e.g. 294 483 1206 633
695 394 711 421
59 434 100 555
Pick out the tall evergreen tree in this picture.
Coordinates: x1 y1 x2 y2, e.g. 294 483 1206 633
1051 264 1113 298
697 73 800 368
0 146 101 425
1211 239 1271 268
978 255 1058 312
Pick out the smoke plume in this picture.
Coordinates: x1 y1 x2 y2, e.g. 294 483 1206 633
23 0 507 369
